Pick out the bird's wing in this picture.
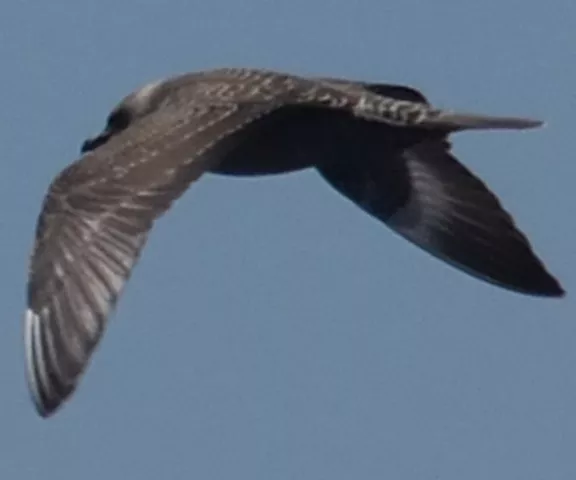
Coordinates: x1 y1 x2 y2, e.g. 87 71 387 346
25 99 294 417
317 138 563 297
26 71 449 417
178 69 542 131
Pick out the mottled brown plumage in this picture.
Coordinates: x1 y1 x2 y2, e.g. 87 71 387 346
25 67 563 418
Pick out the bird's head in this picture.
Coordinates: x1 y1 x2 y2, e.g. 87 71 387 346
80 79 165 154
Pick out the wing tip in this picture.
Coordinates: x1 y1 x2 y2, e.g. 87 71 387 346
476 254 565 299
524 272 565 298
24 308 47 417
448 238 565 299
502 248 565 298
24 308 65 419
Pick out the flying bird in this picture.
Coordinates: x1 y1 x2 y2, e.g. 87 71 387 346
24 67 564 418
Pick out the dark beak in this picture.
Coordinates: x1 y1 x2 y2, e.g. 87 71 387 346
81 129 112 154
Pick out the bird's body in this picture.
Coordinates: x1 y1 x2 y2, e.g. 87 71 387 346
24 67 563 418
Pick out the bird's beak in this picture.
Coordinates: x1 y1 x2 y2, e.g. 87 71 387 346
81 128 112 154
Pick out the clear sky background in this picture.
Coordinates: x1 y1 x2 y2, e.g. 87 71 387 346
0 0 574 478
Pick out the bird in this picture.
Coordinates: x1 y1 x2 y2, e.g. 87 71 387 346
24 67 564 418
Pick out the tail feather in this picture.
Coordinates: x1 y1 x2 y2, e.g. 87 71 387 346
353 94 544 131
427 111 544 131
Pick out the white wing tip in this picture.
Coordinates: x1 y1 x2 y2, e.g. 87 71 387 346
23 308 51 417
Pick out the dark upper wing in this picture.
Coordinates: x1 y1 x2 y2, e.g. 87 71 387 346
25 100 293 417
317 138 564 297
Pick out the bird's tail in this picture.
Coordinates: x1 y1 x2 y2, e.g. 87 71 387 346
425 111 544 131
353 94 544 131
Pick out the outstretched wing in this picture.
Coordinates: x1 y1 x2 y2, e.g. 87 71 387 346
28 72 444 417
25 100 290 417
317 138 564 297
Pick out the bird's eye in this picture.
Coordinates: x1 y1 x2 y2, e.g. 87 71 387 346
80 107 133 154
106 107 131 131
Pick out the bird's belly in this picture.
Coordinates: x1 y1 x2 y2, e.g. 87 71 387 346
209 108 343 177
212 145 315 176
208 107 425 177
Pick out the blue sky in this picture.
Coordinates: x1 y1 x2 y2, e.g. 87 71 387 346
1 0 574 478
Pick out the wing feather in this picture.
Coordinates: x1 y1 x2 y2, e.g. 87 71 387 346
318 138 563 296
25 101 287 417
